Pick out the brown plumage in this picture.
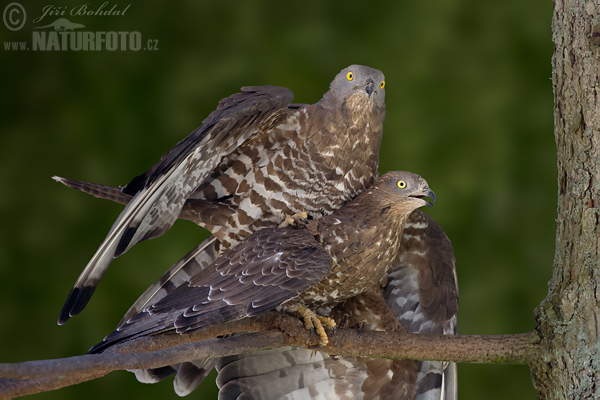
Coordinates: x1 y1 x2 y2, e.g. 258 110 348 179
61 172 459 399
57 65 386 325
88 171 435 354
55 66 459 399
217 211 458 400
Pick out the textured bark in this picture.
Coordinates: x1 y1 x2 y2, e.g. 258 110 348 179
531 0 600 398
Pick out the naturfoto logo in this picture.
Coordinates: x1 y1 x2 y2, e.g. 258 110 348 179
3 2 159 52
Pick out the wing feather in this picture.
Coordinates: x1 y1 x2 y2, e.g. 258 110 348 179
89 227 331 353
58 86 294 324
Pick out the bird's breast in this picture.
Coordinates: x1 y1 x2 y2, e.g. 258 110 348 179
294 220 403 309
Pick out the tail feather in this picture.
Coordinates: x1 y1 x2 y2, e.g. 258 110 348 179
415 361 456 400
173 360 217 396
131 365 178 384
52 176 132 205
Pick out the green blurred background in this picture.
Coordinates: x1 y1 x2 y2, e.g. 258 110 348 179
0 1 555 399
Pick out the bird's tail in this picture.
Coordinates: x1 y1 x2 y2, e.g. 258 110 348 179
415 361 457 400
53 176 132 205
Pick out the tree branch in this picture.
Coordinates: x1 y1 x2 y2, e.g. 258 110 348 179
0 312 541 398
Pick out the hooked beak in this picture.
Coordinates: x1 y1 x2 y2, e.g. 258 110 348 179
365 78 374 97
410 188 437 208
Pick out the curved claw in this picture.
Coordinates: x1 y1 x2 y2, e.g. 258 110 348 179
278 211 309 228
296 305 334 346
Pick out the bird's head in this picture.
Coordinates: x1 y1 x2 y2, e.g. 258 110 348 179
327 65 386 109
376 171 437 209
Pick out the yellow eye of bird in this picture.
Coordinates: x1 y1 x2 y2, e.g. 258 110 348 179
346 71 354 81
397 180 407 189
380 80 385 89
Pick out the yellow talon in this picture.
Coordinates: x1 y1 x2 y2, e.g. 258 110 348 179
318 315 337 331
278 217 295 228
297 305 334 346
278 211 309 228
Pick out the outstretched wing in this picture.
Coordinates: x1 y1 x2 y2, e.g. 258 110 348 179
58 86 294 325
89 226 332 353
216 210 459 400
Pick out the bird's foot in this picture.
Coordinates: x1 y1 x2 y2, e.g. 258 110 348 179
354 320 366 332
278 211 308 228
296 305 335 346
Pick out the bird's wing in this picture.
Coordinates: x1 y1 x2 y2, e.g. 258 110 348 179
89 226 332 353
385 209 459 400
58 85 294 324
121 235 221 391
216 210 459 400
118 235 220 326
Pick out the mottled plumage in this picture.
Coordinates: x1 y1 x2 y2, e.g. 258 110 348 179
57 65 386 325
64 179 459 399
217 211 458 400
56 66 459 399
89 171 434 355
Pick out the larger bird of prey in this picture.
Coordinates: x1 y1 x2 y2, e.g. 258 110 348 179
88 171 435 354
57 65 387 325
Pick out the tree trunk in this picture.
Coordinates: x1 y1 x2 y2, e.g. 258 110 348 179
531 0 600 398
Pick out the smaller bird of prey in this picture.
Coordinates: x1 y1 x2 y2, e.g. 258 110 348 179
215 210 458 400
57 65 386 325
89 171 435 353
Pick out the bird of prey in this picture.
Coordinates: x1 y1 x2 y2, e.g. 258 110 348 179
88 171 436 355
216 210 458 400
57 65 386 325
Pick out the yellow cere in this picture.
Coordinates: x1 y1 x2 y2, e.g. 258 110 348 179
346 71 353 81
380 80 385 89
396 180 406 189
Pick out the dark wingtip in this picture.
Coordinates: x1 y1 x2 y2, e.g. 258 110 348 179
122 171 148 196
115 226 137 257
88 339 109 354
57 286 97 325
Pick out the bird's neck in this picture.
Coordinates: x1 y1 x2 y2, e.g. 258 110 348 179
305 100 384 198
